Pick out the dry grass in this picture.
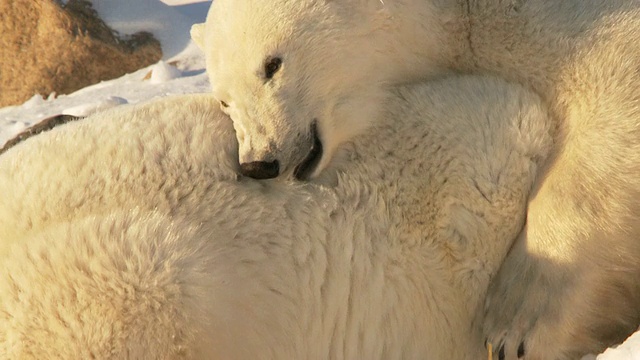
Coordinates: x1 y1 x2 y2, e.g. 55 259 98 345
0 0 162 107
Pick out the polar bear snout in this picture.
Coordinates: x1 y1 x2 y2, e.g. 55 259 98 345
235 126 282 179
239 160 280 179
236 119 323 181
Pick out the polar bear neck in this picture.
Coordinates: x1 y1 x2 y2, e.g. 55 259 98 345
361 0 465 83
369 0 564 92
460 0 570 93
375 0 608 101
438 0 630 101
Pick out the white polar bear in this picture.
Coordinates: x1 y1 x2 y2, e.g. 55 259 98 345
192 1 640 358
0 75 550 359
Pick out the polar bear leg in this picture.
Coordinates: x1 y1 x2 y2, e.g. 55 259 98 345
482 229 580 360
484 233 640 359
482 18 640 357
484 158 640 360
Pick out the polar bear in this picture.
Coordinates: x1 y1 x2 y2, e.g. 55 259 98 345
0 75 550 359
192 1 640 358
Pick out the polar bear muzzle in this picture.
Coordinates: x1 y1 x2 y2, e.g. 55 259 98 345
239 159 280 179
294 120 323 181
238 121 323 181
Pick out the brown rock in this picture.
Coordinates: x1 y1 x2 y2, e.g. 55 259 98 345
0 0 162 107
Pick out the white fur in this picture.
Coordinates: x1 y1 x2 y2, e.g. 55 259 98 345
194 1 640 357
193 0 450 177
0 76 551 359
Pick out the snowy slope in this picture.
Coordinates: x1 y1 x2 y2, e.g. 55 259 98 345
0 0 212 148
0 1 638 358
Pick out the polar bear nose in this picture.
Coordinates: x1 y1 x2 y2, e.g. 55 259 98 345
239 160 280 179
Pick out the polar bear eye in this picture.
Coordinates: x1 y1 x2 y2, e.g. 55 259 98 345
220 100 229 108
264 57 282 79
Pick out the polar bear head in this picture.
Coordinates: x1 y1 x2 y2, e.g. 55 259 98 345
191 0 450 180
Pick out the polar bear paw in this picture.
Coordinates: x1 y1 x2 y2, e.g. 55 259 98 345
484 225 640 360
482 239 573 360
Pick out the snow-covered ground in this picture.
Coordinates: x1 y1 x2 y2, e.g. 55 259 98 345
0 1 638 358
584 330 640 360
0 0 212 147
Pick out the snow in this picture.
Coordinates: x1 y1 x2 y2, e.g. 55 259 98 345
161 0 212 23
0 0 211 148
61 96 129 117
90 0 204 59
160 0 210 6
0 0 638 357
581 328 640 360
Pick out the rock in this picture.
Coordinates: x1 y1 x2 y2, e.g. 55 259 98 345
0 114 82 155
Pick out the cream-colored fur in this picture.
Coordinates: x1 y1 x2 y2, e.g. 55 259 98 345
451 4 640 359
194 1 640 358
191 0 454 178
0 76 550 359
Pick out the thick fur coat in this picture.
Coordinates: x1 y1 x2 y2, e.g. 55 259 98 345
0 76 550 359
193 1 640 358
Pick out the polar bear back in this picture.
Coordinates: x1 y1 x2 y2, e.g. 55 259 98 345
0 95 239 259
0 75 553 359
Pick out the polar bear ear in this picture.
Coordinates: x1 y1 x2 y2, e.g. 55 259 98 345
190 23 205 49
